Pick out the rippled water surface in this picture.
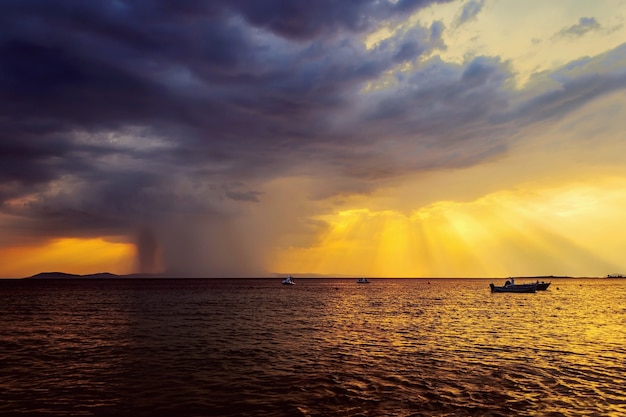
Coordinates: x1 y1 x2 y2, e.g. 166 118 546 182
1 278 625 416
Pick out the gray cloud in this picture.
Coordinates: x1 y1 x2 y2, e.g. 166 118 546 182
454 0 485 28
555 17 601 38
494 43 626 126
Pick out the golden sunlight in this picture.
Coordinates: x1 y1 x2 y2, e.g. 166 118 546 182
0 238 135 278
274 179 626 278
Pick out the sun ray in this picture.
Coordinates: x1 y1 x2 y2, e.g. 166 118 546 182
273 176 626 278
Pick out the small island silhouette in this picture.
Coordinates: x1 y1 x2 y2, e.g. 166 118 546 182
25 272 164 279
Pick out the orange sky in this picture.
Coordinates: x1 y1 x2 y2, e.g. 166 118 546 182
0 237 135 278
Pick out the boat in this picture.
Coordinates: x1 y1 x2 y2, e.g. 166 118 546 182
356 278 370 284
515 277 551 290
282 275 295 285
490 278 537 293
535 281 551 290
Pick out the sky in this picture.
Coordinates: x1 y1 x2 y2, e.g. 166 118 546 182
1 0 626 278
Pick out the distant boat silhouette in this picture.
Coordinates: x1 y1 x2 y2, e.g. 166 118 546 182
535 281 551 290
490 278 537 293
282 275 295 285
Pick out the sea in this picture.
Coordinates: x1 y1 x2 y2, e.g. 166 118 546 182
0 277 625 417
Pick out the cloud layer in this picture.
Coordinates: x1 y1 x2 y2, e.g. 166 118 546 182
1 1 625 276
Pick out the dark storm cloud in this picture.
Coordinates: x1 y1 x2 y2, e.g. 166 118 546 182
230 0 452 39
354 56 512 167
0 0 449 199
223 190 263 203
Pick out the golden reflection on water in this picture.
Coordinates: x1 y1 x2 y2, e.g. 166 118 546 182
297 278 626 416
0 278 624 416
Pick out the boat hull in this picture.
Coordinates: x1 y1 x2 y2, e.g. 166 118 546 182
490 283 536 293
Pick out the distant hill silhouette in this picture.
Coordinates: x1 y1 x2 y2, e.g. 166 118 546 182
82 272 120 279
24 271 174 279
27 272 119 279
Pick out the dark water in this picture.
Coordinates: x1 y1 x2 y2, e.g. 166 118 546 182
0 278 625 416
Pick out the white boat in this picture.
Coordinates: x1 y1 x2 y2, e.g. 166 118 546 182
356 278 370 284
282 275 295 285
